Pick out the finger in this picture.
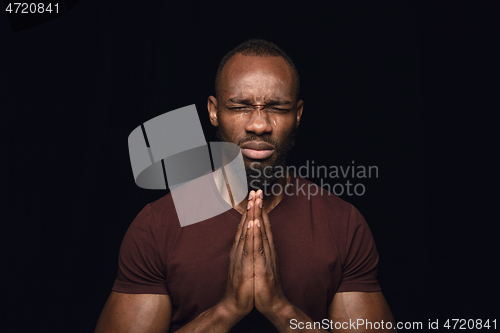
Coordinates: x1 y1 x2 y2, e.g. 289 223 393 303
256 198 272 269
253 190 265 251
242 220 254 277
242 191 256 261
255 189 263 215
236 192 255 247
261 207 274 245
253 216 266 273
247 190 256 223
236 197 255 260
244 217 254 262
254 190 272 270
247 190 256 222
261 207 277 268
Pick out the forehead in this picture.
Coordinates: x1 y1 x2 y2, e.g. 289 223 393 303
220 54 296 99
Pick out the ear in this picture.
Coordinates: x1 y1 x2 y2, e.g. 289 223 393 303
295 99 304 128
207 95 219 127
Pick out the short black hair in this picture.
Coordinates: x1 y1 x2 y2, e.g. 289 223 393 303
215 39 300 100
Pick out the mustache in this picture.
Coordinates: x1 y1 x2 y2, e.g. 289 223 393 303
237 136 279 149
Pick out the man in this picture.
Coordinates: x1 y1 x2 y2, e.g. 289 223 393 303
95 39 396 332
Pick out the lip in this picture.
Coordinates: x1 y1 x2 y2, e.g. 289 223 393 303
240 141 275 160
241 149 274 159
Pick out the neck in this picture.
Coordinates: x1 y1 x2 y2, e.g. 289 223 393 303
233 175 290 215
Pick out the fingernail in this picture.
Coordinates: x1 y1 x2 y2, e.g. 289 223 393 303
259 201 263 209
256 219 260 227
248 191 254 200
248 220 253 228
258 190 263 199
247 202 252 210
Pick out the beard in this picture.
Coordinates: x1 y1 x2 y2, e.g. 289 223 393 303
216 126 298 192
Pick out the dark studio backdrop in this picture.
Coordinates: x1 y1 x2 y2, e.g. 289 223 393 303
1 1 496 332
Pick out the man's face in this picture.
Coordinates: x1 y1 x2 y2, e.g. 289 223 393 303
208 53 303 190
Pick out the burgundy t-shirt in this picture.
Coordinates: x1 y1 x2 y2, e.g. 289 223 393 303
112 174 381 332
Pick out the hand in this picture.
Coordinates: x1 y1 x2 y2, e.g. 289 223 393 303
220 195 256 319
252 190 289 318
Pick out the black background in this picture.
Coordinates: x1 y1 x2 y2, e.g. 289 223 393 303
1 1 497 332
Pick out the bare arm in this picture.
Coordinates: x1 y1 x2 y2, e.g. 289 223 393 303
262 292 395 333
94 292 243 333
95 292 172 333
328 291 397 332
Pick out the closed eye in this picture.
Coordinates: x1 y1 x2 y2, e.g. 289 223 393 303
227 106 291 113
268 107 290 113
228 107 252 111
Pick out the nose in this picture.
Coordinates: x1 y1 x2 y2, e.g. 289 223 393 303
244 108 273 136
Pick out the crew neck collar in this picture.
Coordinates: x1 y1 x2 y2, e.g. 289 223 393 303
206 170 295 221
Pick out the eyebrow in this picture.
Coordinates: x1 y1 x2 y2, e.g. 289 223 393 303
227 97 292 106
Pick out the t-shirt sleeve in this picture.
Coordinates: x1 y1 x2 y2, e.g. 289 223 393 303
112 204 169 294
336 205 381 292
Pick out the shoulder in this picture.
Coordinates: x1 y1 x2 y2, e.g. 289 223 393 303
127 192 181 237
125 192 183 256
148 191 178 221
125 192 180 235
